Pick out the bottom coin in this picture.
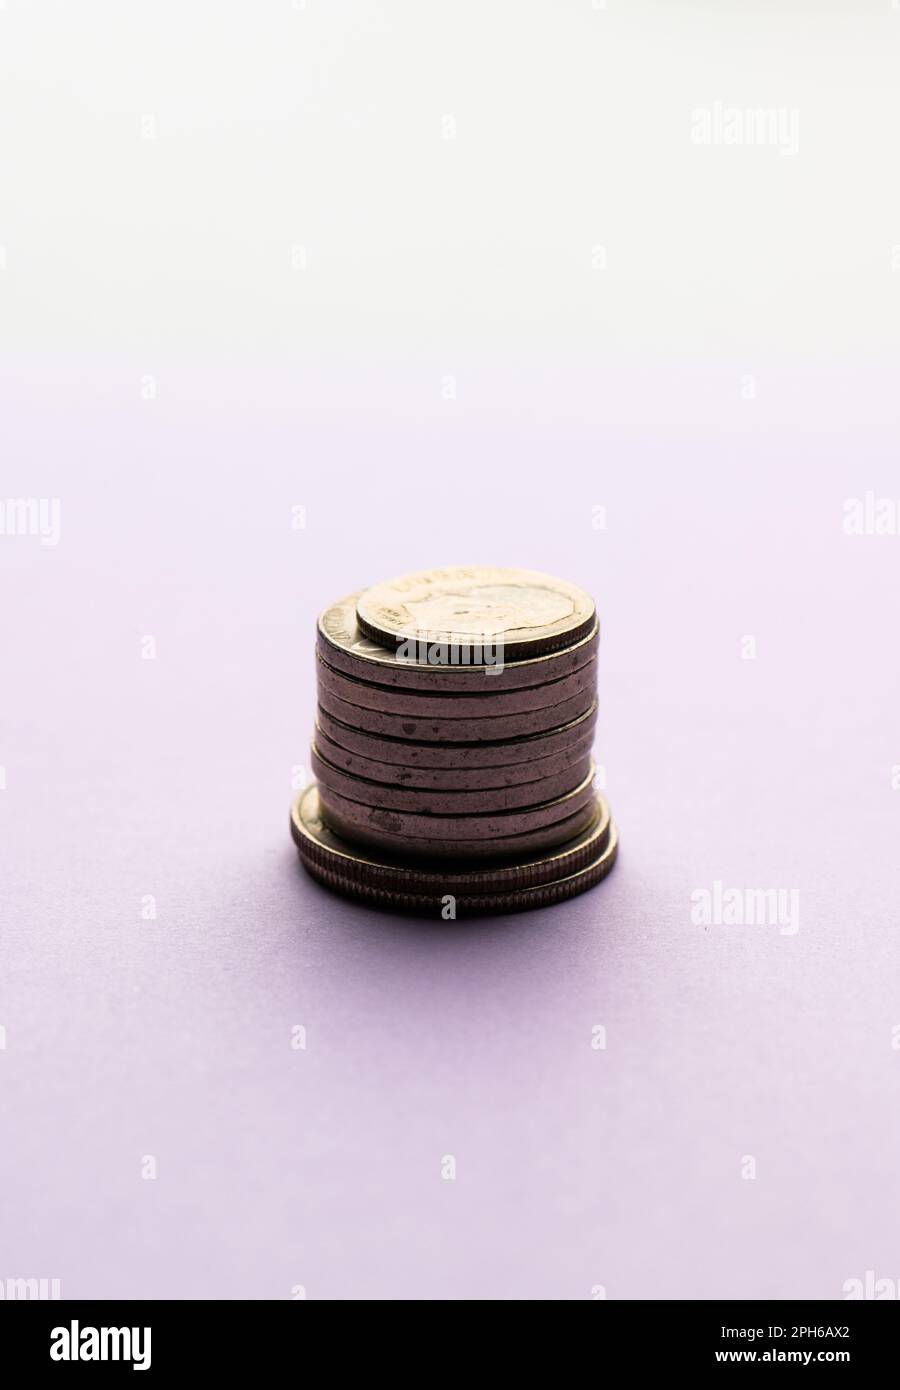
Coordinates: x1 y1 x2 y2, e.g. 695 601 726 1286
291 784 618 916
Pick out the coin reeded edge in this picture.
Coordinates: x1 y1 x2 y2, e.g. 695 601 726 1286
298 821 619 915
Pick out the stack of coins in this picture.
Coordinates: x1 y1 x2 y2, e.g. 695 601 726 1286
291 567 618 916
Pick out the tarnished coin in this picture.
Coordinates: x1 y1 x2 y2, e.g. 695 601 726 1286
311 742 592 814
314 787 599 859
316 703 598 769
314 722 597 790
355 566 596 662
292 784 617 914
317 683 595 743
318 772 598 845
316 650 598 719
318 593 599 692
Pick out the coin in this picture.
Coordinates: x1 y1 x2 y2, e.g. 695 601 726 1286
314 721 597 790
317 772 597 856
292 785 618 915
318 593 599 693
317 683 595 743
311 742 592 814
291 783 613 894
316 702 598 769
355 566 596 662
316 649 598 718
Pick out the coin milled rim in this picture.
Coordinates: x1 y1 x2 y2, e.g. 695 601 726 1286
296 810 618 915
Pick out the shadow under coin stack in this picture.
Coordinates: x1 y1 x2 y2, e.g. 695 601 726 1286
291 567 618 916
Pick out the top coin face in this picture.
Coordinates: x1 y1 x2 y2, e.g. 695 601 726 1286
355 566 596 661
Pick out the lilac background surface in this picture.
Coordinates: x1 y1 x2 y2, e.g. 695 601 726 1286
2 1 900 1301
2 363 899 1301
